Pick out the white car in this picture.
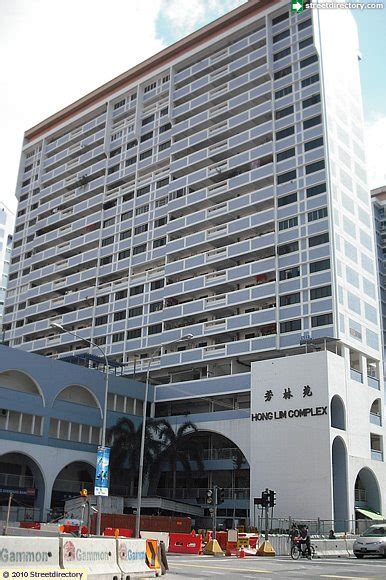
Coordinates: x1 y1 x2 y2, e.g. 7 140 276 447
353 524 386 558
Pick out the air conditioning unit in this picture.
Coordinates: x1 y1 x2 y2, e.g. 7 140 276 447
0 409 8 416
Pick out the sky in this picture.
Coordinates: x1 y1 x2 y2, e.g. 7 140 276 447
0 0 385 214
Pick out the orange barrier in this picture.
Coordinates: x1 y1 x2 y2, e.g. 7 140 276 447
168 533 203 554
103 527 133 538
216 531 228 551
249 536 260 549
20 522 41 529
225 541 239 556
205 530 213 544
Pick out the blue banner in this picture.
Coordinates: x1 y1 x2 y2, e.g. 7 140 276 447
94 446 110 496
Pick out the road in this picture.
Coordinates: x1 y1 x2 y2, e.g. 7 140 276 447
163 554 386 579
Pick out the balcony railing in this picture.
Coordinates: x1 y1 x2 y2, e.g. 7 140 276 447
368 376 380 390
370 413 382 426
355 488 367 502
0 473 35 488
371 449 383 462
156 487 249 501
350 368 363 383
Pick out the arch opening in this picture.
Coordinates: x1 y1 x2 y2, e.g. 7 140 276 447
50 461 95 514
355 467 381 518
370 399 382 427
332 437 348 531
330 395 346 430
53 385 101 414
0 452 45 521
0 370 44 403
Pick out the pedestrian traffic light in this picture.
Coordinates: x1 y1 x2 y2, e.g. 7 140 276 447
269 489 276 507
206 489 214 505
218 488 225 504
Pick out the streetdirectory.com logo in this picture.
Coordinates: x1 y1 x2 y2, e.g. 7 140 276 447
291 0 304 12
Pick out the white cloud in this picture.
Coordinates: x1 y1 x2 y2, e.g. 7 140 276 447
0 0 164 211
364 115 386 190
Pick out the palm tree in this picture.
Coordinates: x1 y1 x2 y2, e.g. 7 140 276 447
156 421 204 499
107 417 163 496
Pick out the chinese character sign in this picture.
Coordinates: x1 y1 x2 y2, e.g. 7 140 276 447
94 446 110 496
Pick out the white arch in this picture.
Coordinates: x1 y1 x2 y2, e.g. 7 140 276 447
51 459 96 484
0 369 45 406
355 466 382 514
53 384 102 416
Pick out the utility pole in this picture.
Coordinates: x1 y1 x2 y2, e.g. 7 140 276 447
264 488 269 541
4 492 13 535
213 486 218 540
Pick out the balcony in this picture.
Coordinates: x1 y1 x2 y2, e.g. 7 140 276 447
350 368 363 383
368 376 380 390
371 450 383 462
370 413 382 427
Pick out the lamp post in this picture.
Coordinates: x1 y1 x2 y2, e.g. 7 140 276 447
50 321 109 536
134 333 193 538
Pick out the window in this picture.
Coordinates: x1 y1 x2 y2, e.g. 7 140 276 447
127 328 141 339
127 140 137 150
114 311 126 321
298 18 312 31
144 82 156 93
159 123 171 133
110 147 121 158
114 99 125 110
126 156 136 167
153 237 166 248
120 229 132 240
129 306 143 317
95 316 108 326
159 141 171 152
155 217 167 228
148 324 162 335
278 192 297 207
273 47 291 61
308 232 329 247
302 73 319 88
306 160 325 174
162 74 170 83
160 107 168 116
96 296 109 306
115 290 127 300
100 256 112 265
299 36 313 49
279 266 300 280
130 285 144 296
139 150 152 161
275 105 294 119
274 66 291 80
311 313 333 327
277 169 296 184
136 204 149 216
302 94 321 108
112 332 125 343
308 207 327 222
121 210 133 221
277 147 295 162
276 126 294 140
141 131 153 143
135 224 148 235
108 164 119 175
133 244 146 255
103 217 115 228
275 85 292 99
150 301 163 312
142 114 155 126
280 319 301 333
273 29 290 43
303 115 322 130
118 249 130 260
280 292 300 306
272 11 289 25
155 197 167 207
157 178 169 189
300 55 318 68
279 216 298 230
137 185 151 196
123 191 134 202
101 236 114 247
310 285 331 300
307 183 326 198
278 241 298 255
151 279 164 290
304 137 323 152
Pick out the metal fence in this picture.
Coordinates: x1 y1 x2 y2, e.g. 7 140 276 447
253 516 386 536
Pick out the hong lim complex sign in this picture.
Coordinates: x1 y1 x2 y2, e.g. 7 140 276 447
251 383 328 422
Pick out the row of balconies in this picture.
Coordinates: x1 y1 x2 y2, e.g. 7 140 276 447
44 110 107 157
41 141 105 187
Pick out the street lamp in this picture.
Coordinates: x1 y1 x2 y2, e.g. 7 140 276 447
134 333 194 538
50 321 109 536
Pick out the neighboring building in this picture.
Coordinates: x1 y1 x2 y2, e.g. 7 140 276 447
371 185 386 353
0 204 14 333
2 1 385 526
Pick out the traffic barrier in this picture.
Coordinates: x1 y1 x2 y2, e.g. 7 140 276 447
168 532 203 554
20 521 41 529
141 531 170 551
312 538 354 557
60 536 121 580
117 538 157 579
104 527 133 538
159 541 169 572
225 541 238 556
0 536 60 567
146 538 161 571
216 531 228 551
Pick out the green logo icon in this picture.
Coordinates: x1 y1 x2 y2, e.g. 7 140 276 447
291 0 304 12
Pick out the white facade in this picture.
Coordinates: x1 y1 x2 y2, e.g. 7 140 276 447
0 204 14 331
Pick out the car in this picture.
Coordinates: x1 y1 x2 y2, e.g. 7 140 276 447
353 524 386 558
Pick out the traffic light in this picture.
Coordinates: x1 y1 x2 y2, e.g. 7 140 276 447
206 489 214 505
218 488 225 504
80 489 88 497
261 490 269 507
269 489 276 507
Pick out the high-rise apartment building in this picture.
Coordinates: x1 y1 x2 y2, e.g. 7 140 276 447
372 185 386 353
0 203 14 332
3 1 385 523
